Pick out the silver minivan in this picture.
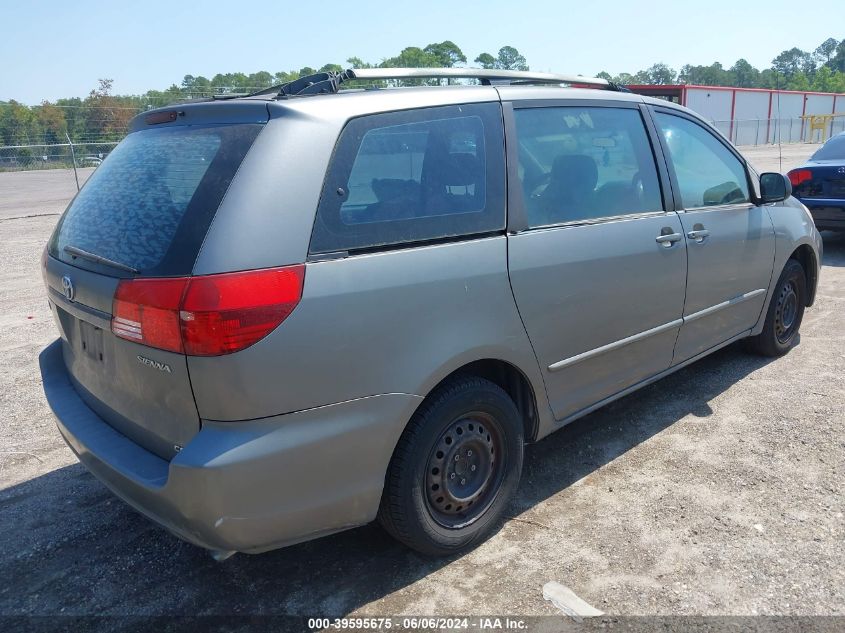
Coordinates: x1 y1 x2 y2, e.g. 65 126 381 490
39 68 822 558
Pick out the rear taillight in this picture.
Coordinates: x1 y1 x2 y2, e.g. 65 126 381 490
112 265 305 356
180 266 305 356
787 169 812 187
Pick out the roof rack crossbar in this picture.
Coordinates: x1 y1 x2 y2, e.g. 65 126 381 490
247 68 624 99
344 67 612 88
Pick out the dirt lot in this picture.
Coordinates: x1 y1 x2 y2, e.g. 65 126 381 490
0 145 843 621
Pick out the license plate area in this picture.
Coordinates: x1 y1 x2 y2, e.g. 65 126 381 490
79 320 105 363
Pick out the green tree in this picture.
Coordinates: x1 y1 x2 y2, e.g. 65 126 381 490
192 75 211 93
274 70 298 84
247 71 274 88
815 37 839 65
771 48 812 78
474 53 496 69
678 62 727 85
473 46 528 70
495 46 528 71
829 40 845 72
36 102 67 144
730 58 760 87
346 56 373 69
788 71 811 91
812 66 836 92
233 73 251 89
381 47 441 68
758 68 777 89
16 146 34 166
638 63 676 84
210 73 231 91
181 74 213 97
423 41 466 67
55 97 85 139
0 100 39 144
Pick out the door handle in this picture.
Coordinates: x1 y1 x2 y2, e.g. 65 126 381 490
687 229 710 243
655 232 683 246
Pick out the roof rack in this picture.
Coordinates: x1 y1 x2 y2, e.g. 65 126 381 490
248 68 627 99
346 68 612 87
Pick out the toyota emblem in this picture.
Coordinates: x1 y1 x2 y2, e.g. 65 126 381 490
61 275 75 302
838 166 845 174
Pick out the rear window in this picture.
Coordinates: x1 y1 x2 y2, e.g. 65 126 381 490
810 135 845 161
49 123 262 276
310 103 505 254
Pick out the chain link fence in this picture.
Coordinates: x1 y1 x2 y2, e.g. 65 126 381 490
0 100 140 172
0 140 118 171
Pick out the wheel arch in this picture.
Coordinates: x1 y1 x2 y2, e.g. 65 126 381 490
789 243 819 306
415 358 542 444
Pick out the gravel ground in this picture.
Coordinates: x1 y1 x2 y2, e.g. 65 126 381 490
0 146 843 621
0 167 94 220
740 143 823 174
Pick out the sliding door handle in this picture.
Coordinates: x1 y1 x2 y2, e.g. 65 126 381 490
687 229 710 243
655 232 683 246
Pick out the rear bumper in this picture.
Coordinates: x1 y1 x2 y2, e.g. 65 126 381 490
799 198 845 231
40 339 421 553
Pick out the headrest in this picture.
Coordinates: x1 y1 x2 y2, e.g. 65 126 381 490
550 154 598 195
440 153 481 187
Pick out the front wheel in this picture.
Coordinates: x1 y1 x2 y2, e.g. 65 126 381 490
378 376 524 556
746 259 806 357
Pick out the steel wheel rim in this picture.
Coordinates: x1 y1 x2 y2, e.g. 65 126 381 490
424 412 505 529
775 279 799 344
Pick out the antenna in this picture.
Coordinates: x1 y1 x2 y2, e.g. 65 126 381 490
775 70 783 173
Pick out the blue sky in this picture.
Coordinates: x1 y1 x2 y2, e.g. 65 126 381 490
1 0 843 104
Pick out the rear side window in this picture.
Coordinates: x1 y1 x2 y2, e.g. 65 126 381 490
49 124 262 276
654 112 750 208
514 106 663 228
810 134 845 160
310 103 505 254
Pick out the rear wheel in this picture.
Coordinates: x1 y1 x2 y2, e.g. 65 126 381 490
378 376 524 556
746 259 806 357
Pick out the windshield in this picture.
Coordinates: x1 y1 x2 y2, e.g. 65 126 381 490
49 123 263 277
810 135 845 161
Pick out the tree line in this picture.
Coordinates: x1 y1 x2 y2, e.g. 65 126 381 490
174 43 528 99
599 36 845 92
2 36 845 151
0 42 526 148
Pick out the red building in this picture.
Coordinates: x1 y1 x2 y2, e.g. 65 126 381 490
626 84 845 145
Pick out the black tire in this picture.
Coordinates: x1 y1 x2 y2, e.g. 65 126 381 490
378 376 524 556
746 259 806 357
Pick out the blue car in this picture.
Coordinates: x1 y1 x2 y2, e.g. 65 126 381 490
789 132 845 231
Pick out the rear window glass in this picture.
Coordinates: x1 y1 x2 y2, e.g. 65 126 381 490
310 103 505 254
49 123 262 276
810 135 845 161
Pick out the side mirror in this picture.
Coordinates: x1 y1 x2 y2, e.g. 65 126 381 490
760 172 792 203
